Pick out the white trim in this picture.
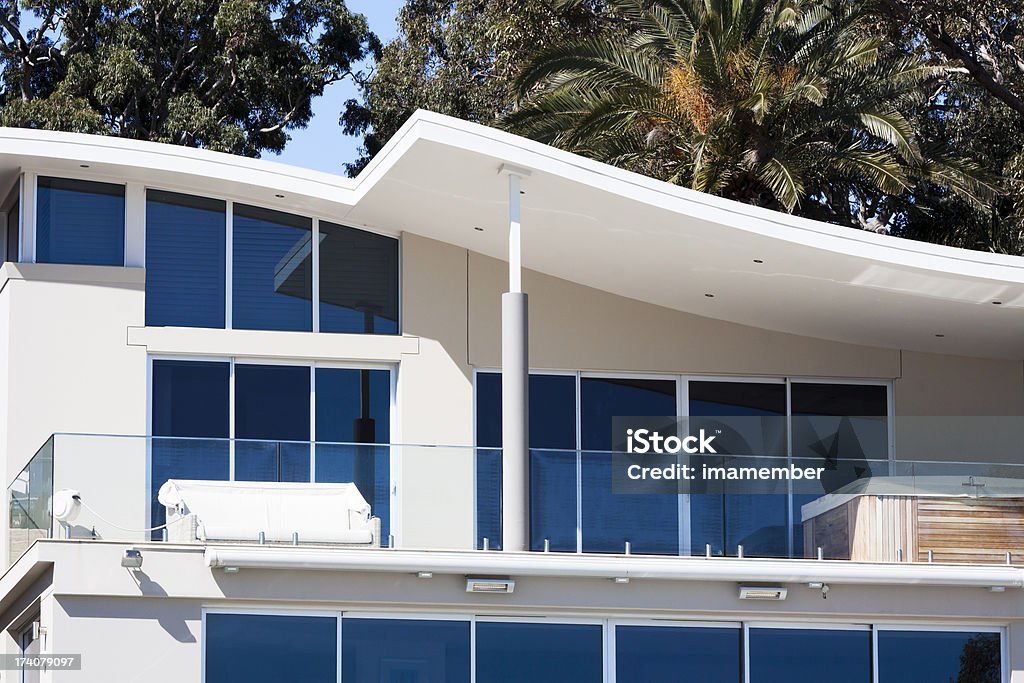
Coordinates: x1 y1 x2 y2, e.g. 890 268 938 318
21 172 35 262
124 181 145 267
312 217 321 333
224 200 233 329
746 621 871 631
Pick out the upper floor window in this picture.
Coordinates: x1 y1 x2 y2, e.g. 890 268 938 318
319 220 399 334
36 177 124 266
145 190 226 328
232 204 313 331
2 181 18 264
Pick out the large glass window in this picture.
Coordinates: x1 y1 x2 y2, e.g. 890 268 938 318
3 182 18 264
150 360 230 531
748 627 871 683
580 377 677 554
232 204 313 331
234 364 311 481
36 177 124 266
319 221 399 334
145 190 226 328
315 367 392 542
689 381 788 557
475 622 603 683
878 630 1001 683
205 613 336 683
342 618 470 683
615 625 741 683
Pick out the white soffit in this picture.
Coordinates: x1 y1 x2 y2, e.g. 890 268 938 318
2 111 1023 358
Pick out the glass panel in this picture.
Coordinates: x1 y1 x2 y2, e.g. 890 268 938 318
151 361 230 534
476 372 577 550
315 366 392 541
689 381 788 557
580 377 677 554
232 203 312 331
475 622 603 683
4 185 18 263
475 372 576 449
877 630 1000 683
531 449 577 551
205 613 336 683
748 628 871 683
235 364 310 481
319 221 399 334
36 177 124 266
615 625 741 683
145 190 226 328
791 383 888 556
342 618 470 683
8 439 53 561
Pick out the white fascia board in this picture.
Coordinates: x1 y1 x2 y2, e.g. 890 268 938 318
204 546 1024 589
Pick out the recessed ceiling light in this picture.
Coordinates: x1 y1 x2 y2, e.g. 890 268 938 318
274 193 285 198
992 301 1003 305
474 226 484 232
753 259 764 264
704 293 715 298
935 334 945 338
79 164 90 168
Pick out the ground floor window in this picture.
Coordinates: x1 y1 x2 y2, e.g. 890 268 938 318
203 614 1003 683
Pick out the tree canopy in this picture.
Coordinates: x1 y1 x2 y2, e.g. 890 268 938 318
0 0 380 156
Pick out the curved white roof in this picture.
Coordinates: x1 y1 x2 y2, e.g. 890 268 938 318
1 110 1022 358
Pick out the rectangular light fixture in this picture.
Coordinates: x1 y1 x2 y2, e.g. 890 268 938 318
466 577 516 594
738 586 787 601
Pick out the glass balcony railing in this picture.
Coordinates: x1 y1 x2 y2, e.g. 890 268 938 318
477 448 1024 564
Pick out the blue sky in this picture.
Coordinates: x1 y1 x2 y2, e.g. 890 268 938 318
274 1 405 175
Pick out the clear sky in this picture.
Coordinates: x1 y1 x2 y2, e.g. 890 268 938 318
273 0 405 175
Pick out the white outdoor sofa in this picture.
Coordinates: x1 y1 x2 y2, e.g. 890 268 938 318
157 479 381 546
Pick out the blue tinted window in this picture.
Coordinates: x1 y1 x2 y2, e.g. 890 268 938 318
4 187 17 262
531 449 577 551
342 618 470 683
205 613 336 683
314 367 391 542
475 372 576 449
476 622 602 683
748 628 870 683
878 630 1000 683
616 625 741 683
36 177 124 266
145 190 225 327
232 204 312 331
235 364 310 481
319 221 399 334
150 360 230 534
580 377 676 554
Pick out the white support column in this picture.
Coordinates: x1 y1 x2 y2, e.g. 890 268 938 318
124 182 146 267
499 164 531 552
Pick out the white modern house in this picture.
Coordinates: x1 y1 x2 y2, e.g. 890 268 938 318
0 110 1023 682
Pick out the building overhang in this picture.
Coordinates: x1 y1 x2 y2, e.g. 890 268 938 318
2 111 1023 358
204 545 1024 590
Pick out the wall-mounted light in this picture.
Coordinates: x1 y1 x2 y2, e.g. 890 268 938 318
738 586 787 601
466 577 515 594
613 577 630 584
416 571 433 579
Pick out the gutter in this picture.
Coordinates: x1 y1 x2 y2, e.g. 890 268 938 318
204 547 1024 589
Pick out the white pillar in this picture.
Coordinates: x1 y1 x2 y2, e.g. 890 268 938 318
499 165 530 552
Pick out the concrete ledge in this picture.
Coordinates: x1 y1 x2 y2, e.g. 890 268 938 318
0 262 145 293
127 326 419 362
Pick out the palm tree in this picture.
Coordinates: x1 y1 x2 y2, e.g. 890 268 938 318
504 0 990 229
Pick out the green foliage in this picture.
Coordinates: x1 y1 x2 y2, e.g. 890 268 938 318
504 0 994 229
0 0 380 156
341 0 609 175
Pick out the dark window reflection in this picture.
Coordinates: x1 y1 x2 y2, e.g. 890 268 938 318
748 628 871 683
205 613 336 683
37 176 124 266
319 221 399 334
150 360 230 535
475 622 603 683
232 204 312 331
234 364 311 481
689 381 787 558
878 630 1000 683
616 625 741 683
145 190 226 328
4 185 18 263
342 618 470 683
